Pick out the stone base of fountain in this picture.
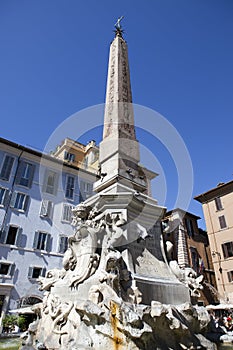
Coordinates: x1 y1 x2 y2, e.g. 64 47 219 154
21 297 216 350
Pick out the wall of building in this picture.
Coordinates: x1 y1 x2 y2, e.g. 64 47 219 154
202 191 233 302
163 209 217 305
0 139 96 332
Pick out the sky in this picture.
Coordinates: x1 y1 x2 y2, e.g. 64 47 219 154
0 0 233 228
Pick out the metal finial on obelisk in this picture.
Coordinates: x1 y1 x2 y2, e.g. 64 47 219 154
114 16 124 37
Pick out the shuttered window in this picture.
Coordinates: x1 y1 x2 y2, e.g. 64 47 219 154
0 187 9 206
222 242 233 258
65 175 75 199
40 200 53 218
15 161 35 188
62 204 73 222
214 197 223 211
64 152 75 162
33 231 52 251
185 218 194 237
58 236 68 253
10 192 29 212
79 180 93 202
0 155 14 181
228 271 233 282
42 169 59 195
28 266 46 279
5 225 21 245
219 215 227 229
0 261 15 276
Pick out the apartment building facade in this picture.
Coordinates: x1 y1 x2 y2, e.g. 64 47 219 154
163 208 218 305
195 180 233 303
0 137 96 331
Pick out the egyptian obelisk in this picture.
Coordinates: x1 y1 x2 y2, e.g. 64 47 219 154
92 19 190 304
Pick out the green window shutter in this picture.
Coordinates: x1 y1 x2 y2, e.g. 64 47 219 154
27 164 35 188
0 229 7 244
86 183 93 198
46 234 52 252
9 263 15 276
28 266 33 278
66 175 75 199
47 201 52 218
79 180 85 202
33 232 39 249
59 236 68 253
40 200 47 216
3 189 9 207
10 191 17 208
15 161 24 185
40 200 53 218
16 227 23 247
23 195 29 212
53 173 59 195
0 155 14 181
62 204 72 222
42 169 48 193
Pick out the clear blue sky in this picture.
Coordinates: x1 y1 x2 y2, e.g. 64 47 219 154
1 0 233 228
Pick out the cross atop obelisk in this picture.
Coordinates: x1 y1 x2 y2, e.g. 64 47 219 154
114 15 124 37
94 19 152 193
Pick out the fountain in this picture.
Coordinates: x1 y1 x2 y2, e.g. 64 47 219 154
21 20 216 350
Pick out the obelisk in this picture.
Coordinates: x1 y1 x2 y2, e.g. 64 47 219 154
94 19 155 194
92 20 190 304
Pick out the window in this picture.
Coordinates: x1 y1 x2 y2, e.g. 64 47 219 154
79 181 93 201
0 155 14 181
228 271 233 282
33 231 51 251
15 161 35 188
0 225 22 246
0 261 14 276
185 218 194 237
64 151 75 162
28 266 46 279
0 187 9 207
190 247 199 272
43 170 58 195
65 175 75 199
10 192 29 211
58 236 68 253
19 296 42 307
215 197 223 211
219 215 227 229
40 200 53 218
65 175 74 199
222 242 233 258
62 204 73 222
5 225 20 245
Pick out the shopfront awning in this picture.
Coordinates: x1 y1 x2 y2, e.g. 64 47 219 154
206 303 233 310
9 306 35 314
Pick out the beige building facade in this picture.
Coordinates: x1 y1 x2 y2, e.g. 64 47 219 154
51 138 99 174
195 180 233 303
